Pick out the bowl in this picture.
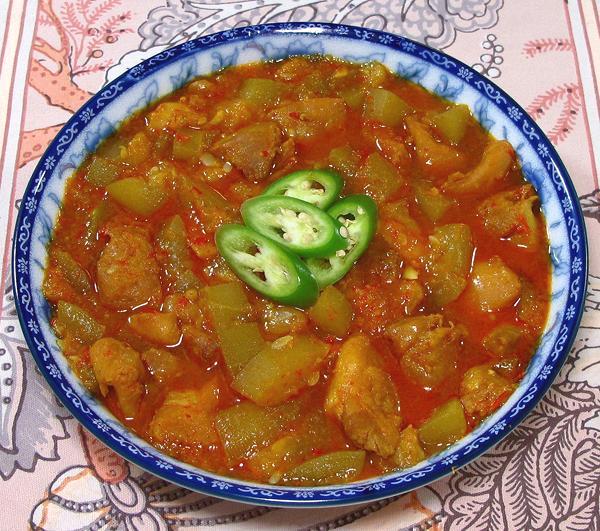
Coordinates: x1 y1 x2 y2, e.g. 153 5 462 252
13 22 588 507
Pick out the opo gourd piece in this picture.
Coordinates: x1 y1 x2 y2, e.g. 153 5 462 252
427 223 473 307
239 78 284 106
54 250 92 294
122 132 152 165
56 301 105 345
413 180 454 222
468 257 521 312
354 152 403 202
247 435 304 482
431 104 472 144
85 156 120 187
308 285 353 337
328 146 360 178
107 177 168 216
232 334 330 406
172 128 215 161
202 282 252 334
364 88 411 127
279 450 366 486
215 401 300 462
156 215 202 292
418 398 467 453
219 322 265 376
141 348 184 383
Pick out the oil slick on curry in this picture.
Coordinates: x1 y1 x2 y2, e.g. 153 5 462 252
43 57 550 486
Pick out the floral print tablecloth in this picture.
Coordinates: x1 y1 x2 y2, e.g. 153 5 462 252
0 1 599 529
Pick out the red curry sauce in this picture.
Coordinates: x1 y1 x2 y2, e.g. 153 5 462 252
43 56 550 485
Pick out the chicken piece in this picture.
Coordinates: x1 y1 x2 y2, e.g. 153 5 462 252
212 122 282 181
163 291 204 326
393 426 426 468
444 140 514 195
380 201 427 266
477 184 539 248
406 116 466 180
376 136 412 170
96 225 162 310
269 98 347 138
348 279 424 335
90 338 145 418
148 378 221 447
147 102 206 130
325 335 402 458
482 324 523 357
468 257 521 312
387 315 465 388
460 365 516 419
129 312 180 345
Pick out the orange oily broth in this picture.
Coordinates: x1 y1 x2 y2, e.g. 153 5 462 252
43 56 550 483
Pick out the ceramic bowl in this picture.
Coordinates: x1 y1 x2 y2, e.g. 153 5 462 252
12 23 588 507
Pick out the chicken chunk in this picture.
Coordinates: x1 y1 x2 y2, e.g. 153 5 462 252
269 98 347 138
380 201 427 266
212 122 282 181
90 338 145 418
387 315 465 388
147 102 206 130
460 365 516 419
148 379 221 447
406 116 466 180
477 185 539 248
325 335 402 458
96 225 162 310
129 311 180 345
348 279 424 335
393 426 426 468
444 140 514 195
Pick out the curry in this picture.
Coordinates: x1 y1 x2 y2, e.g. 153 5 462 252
43 56 550 486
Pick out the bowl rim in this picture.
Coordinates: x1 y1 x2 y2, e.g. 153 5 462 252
12 21 589 508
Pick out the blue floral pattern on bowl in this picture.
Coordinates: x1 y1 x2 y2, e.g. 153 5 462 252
12 23 588 507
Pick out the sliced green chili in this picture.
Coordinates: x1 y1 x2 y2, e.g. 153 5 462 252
306 195 378 288
215 224 319 308
262 169 343 209
241 195 347 258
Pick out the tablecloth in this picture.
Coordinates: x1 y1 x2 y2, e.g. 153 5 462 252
0 1 598 529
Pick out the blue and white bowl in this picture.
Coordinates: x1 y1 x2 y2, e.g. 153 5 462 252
13 23 588 507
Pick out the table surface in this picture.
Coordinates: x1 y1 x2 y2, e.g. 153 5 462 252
1 1 599 529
